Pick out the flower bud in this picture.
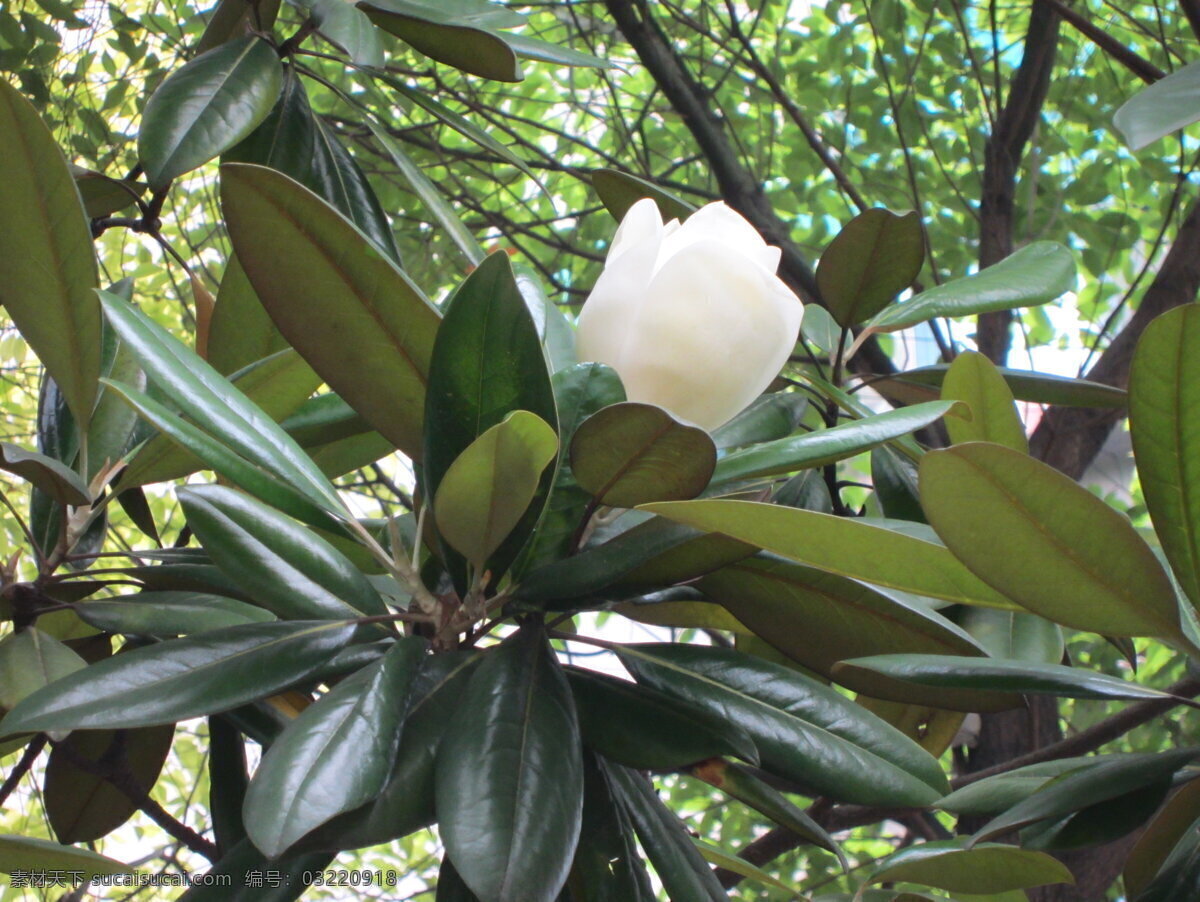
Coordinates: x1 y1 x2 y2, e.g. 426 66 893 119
576 198 803 432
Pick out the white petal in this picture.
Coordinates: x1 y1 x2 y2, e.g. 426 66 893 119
658 201 780 275
611 238 802 431
607 197 664 266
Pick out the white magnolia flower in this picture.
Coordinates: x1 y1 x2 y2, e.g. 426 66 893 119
575 198 803 432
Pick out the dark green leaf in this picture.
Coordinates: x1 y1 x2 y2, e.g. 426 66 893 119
833 654 1176 704
868 242 1076 332
436 626 582 902
0 620 356 734
699 555 998 709
590 169 695 223
605 761 727 902
936 757 1096 816
0 78 100 427
46 725 174 842
867 840 1073 894
871 445 924 522
310 0 383 66
139 36 282 188
244 637 425 856
711 392 808 451
359 0 521 82
567 667 758 768
0 628 86 714
75 591 275 636
568 753 655 902
817 208 924 327
1126 777 1200 898
0 442 89 506
221 162 438 460
179 484 387 621
571 402 715 507
617 643 948 806
99 291 344 515
712 401 953 484
971 748 1200 845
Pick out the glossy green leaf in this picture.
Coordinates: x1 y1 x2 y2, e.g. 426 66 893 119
971 748 1200 845
877 364 1127 408
833 654 1177 704
868 242 1075 332
223 65 316 196
423 251 557 588
694 840 802 897
360 0 521 81
101 378 336 529
207 256 287 377
310 115 400 261
196 0 282 53
501 31 611 69
617 643 948 806
0 628 86 714
513 363 624 575
75 591 276 636
435 626 582 902
641 499 1016 609
1130 304 1200 613
698 555 1000 709
712 401 953 484
72 166 140 217
569 753 655 902
139 36 282 188
208 715 249 855
437 857 482 901
516 515 742 605
99 291 344 515
0 77 100 428
590 169 696 223
244 637 425 856
310 0 383 66
1022 778 1173 852
920 442 1182 639
604 761 727 902
46 725 174 843
941 351 1027 452
711 392 808 451
817 208 924 327
434 410 558 566
959 607 1063 663
179 484 387 620
571 402 715 507
120 348 321 489
1115 59 1200 149
0 834 135 879
0 620 356 734
1125 777 1200 898
687 758 844 866
1133 818 1200 902
868 840 1073 894
566 667 758 769
368 121 484 264
306 650 480 852
871 444 924 522
221 163 438 460
935 757 1096 816
0 442 90 506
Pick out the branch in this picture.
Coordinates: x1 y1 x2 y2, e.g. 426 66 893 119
1043 0 1164 83
1031 196 1200 476
716 674 1200 888
976 0 1061 363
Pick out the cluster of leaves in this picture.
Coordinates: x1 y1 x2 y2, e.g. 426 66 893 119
3 1 1200 901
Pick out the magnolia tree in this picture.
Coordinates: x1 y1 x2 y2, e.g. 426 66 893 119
3 1 1200 901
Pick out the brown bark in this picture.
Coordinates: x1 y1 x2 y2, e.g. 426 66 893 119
976 0 1061 364
1031 199 1200 477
